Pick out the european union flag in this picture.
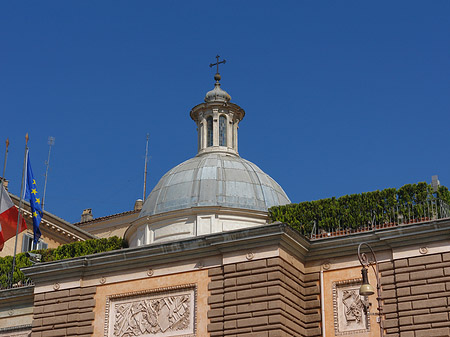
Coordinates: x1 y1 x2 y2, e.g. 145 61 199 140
23 151 42 244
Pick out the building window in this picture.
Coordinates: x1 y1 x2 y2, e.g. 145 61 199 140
207 117 213 147
22 233 47 252
219 115 227 146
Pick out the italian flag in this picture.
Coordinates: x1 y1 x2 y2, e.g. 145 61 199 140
0 184 27 251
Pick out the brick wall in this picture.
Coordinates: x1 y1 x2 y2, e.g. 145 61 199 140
31 286 96 337
380 252 450 337
208 257 321 337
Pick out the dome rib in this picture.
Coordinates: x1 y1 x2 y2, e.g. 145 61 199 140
241 159 270 208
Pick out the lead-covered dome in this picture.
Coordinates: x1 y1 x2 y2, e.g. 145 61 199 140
204 82 231 103
140 152 290 217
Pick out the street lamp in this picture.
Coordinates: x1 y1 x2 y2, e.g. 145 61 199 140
357 242 384 337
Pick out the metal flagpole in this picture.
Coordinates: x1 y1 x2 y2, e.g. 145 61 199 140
143 133 149 202
10 134 29 287
0 139 9 214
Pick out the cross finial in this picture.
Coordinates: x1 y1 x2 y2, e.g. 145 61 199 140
209 55 226 82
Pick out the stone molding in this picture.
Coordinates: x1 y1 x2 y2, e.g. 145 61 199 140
23 220 450 285
23 224 305 285
190 102 245 124
307 217 450 261
0 285 34 302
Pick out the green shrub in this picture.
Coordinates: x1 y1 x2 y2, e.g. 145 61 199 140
269 183 450 235
0 236 127 289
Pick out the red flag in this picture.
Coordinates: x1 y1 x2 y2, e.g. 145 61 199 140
0 184 27 250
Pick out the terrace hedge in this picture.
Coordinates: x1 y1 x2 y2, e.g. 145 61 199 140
0 236 127 289
269 182 450 235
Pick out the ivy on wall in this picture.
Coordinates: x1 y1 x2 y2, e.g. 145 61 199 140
0 236 127 289
269 182 450 235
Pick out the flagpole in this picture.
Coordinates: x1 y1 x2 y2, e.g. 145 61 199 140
0 138 9 213
10 134 28 287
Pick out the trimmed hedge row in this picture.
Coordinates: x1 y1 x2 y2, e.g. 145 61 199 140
269 182 450 235
0 236 127 289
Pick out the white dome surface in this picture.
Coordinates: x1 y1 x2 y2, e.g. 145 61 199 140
140 152 290 217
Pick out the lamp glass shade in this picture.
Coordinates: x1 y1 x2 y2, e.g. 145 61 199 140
359 283 375 296
359 266 375 296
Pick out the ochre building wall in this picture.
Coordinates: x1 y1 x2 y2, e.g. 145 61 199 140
207 256 321 337
21 223 450 337
31 286 96 337
379 251 450 337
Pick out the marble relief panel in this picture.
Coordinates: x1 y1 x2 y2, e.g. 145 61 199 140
332 279 370 335
105 285 196 337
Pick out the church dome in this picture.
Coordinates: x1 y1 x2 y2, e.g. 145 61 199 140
126 59 291 247
140 152 290 217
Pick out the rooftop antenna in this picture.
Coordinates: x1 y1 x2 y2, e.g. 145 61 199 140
0 139 10 211
42 136 55 210
143 133 150 201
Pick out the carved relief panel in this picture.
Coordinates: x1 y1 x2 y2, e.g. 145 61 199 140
332 279 369 335
105 285 196 337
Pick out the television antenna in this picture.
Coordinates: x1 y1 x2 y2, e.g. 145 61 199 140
143 134 150 201
42 136 55 210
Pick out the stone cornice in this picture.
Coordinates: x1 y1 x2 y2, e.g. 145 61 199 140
23 224 292 283
22 218 450 284
305 217 450 261
0 285 34 307
190 102 245 122
75 209 139 228
10 194 96 242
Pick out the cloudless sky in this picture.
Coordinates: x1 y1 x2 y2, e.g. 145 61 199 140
1 1 449 223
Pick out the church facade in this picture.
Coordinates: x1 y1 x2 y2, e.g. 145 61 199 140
1 68 450 337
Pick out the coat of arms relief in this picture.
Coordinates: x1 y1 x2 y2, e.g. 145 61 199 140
105 285 196 337
332 279 369 335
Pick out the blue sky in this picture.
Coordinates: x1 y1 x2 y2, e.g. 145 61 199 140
1 1 449 223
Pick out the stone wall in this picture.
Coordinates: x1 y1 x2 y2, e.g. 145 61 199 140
31 286 96 337
380 252 450 337
0 286 33 333
207 256 321 337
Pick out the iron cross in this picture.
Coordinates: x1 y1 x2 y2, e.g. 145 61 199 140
209 55 226 73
